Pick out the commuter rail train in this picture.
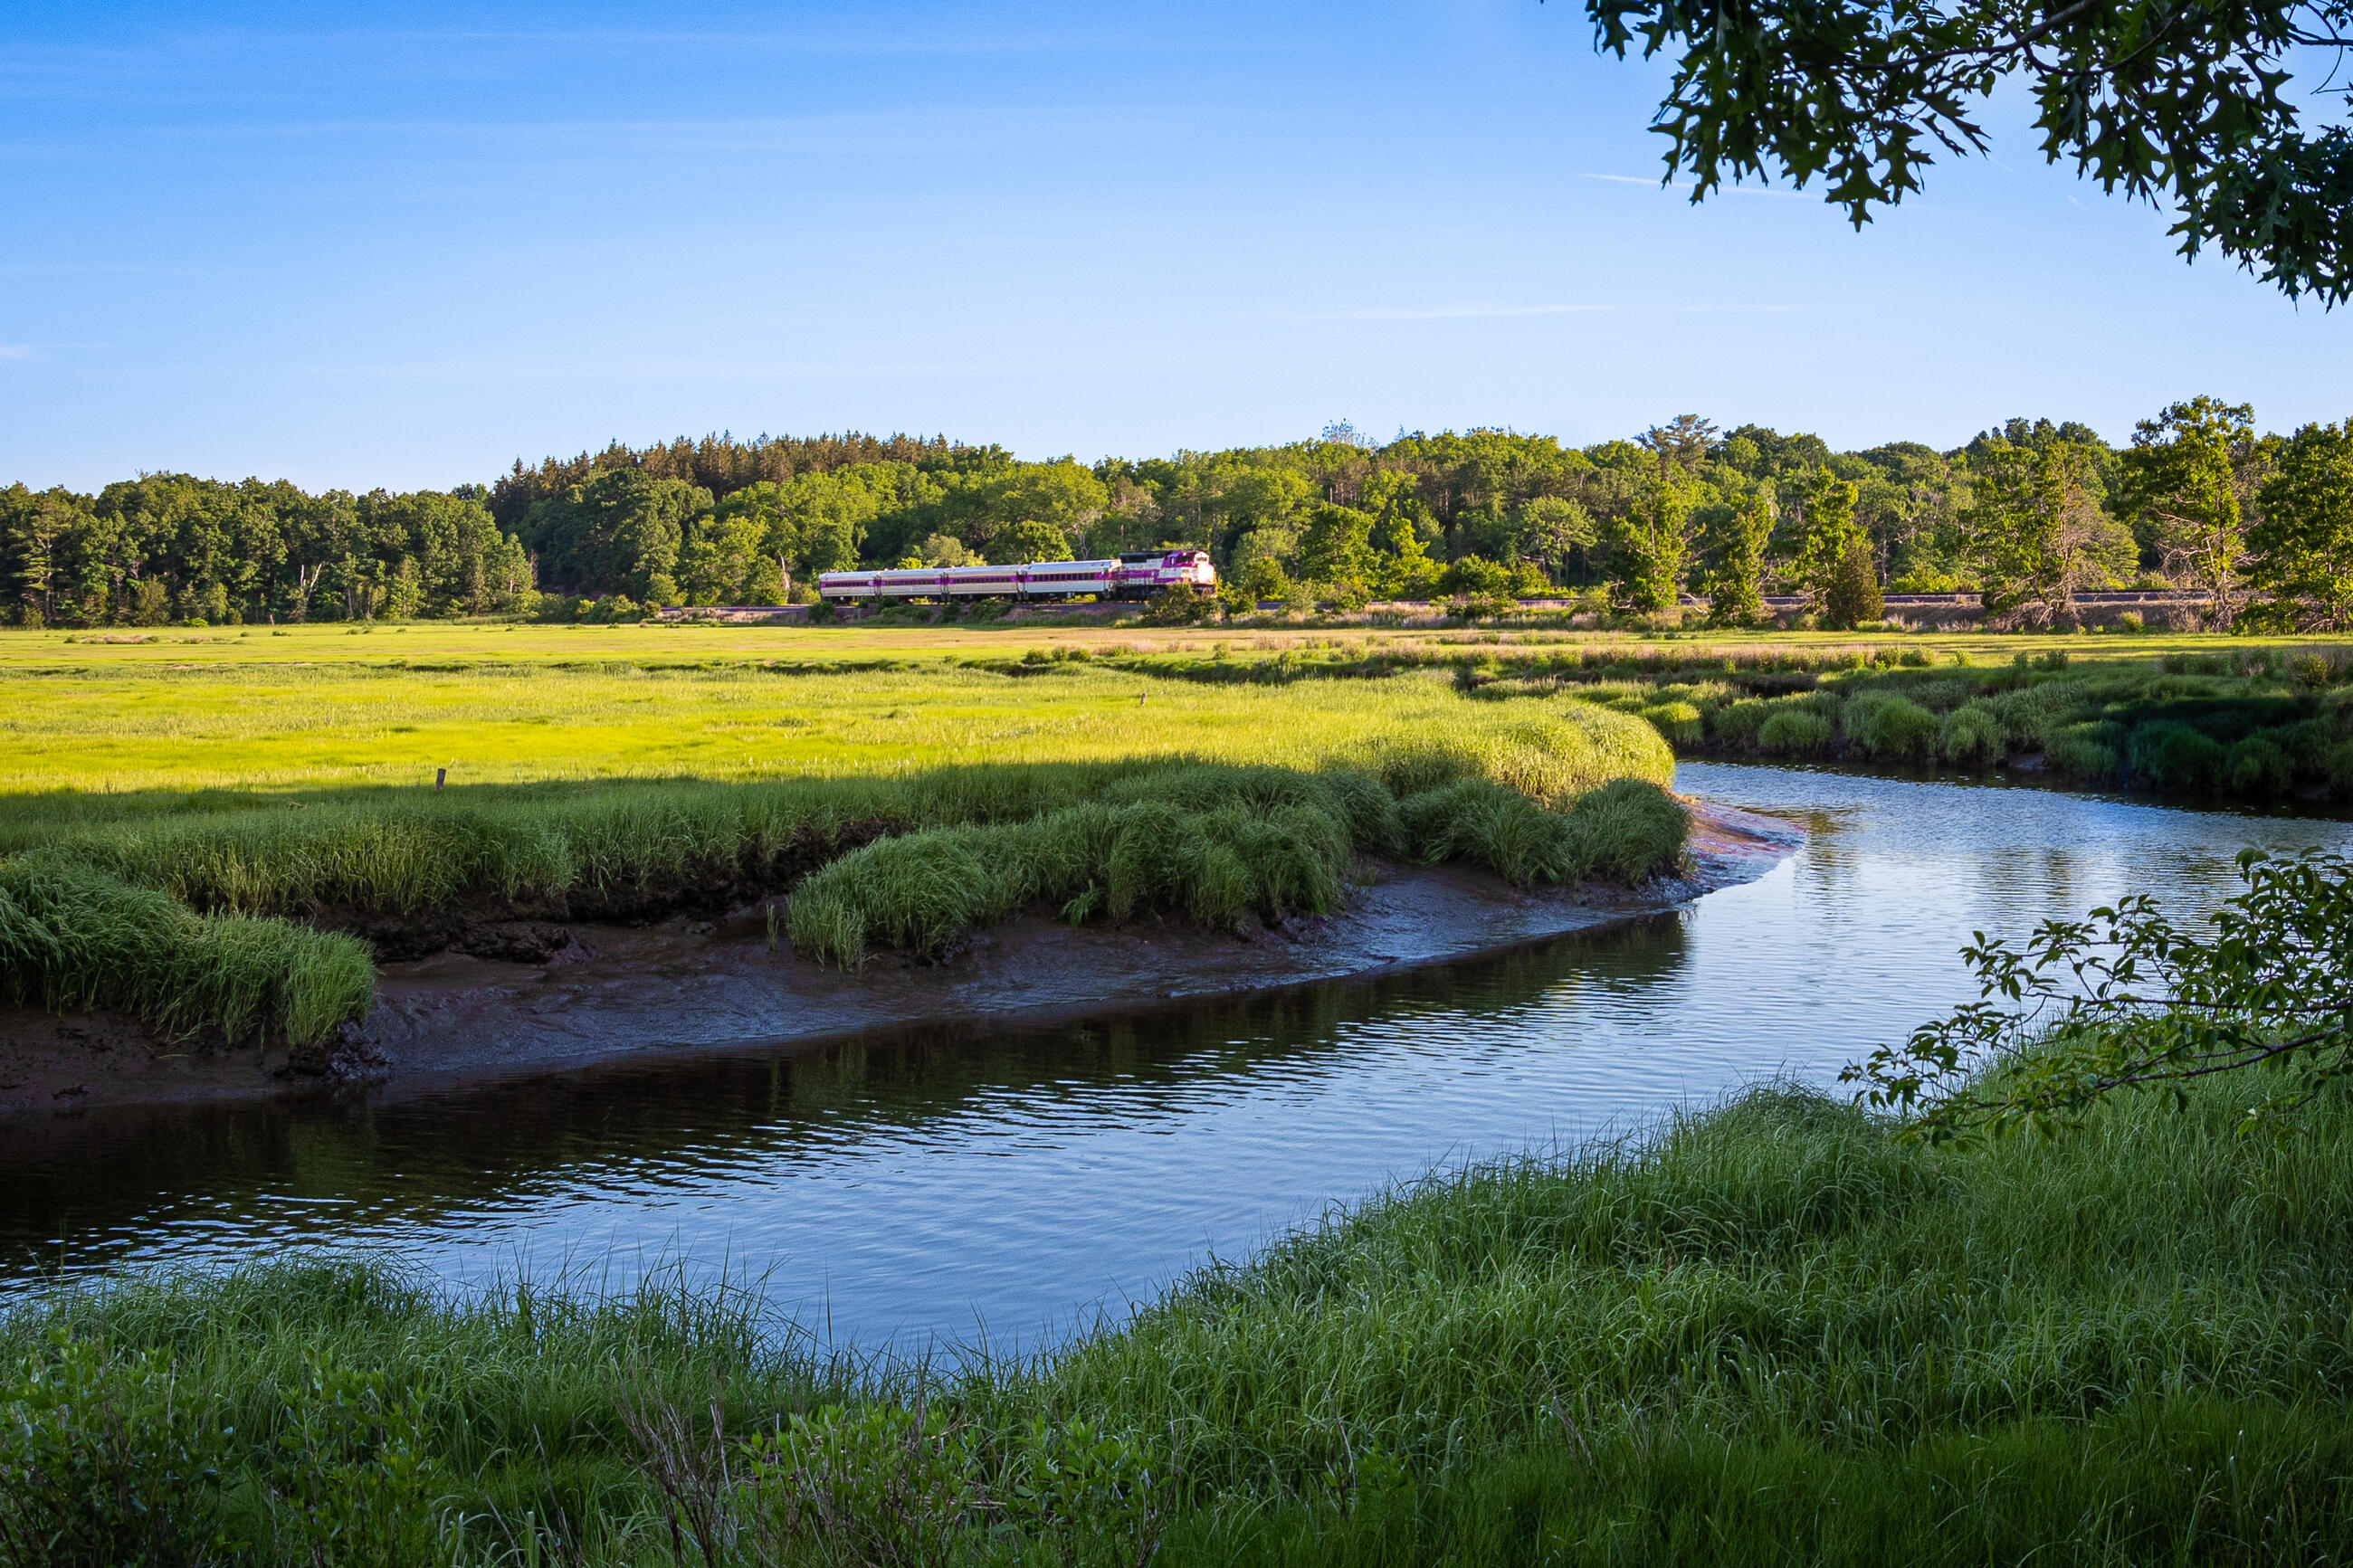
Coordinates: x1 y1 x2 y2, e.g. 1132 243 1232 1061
817 549 1215 604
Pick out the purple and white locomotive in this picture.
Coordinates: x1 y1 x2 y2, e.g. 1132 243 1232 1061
816 549 1215 605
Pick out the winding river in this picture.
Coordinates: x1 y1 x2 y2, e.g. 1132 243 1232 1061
4 764 2348 1353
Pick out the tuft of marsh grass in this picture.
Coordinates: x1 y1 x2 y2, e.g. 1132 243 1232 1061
1939 700 2006 767
0 856 372 1047
786 794 1352 965
1395 777 1687 889
788 761 1688 966
1844 693 1940 760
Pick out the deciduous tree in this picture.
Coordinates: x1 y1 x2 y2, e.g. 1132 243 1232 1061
2121 396 2266 624
1602 471 1697 612
1294 503 1379 594
1706 490 1773 626
1965 440 2133 625
992 518 1072 565
1519 496 1595 586
517 470 706 605
2247 418 2353 628
1846 849 2353 1139
1788 468 1866 613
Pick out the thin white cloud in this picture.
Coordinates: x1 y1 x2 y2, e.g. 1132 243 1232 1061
0 341 112 360
0 261 213 277
0 104 1166 156
1571 171 1812 202
1262 303 1615 321
257 354 1226 383
1259 301 1802 321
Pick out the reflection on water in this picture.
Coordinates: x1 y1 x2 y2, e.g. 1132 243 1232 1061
3 765 2348 1352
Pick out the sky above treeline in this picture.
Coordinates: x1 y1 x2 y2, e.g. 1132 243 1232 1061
4 0 2348 493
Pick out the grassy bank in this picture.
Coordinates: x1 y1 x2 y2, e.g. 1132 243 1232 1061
0 857 371 1050
0 673 1678 1039
7 1073 2348 1564
1456 643 2353 802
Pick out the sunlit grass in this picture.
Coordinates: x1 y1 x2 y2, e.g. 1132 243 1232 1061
0 652 1657 797
5 619 2340 797
0 636 1683 1038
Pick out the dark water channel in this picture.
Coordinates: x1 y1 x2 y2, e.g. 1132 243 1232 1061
5 764 2349 1353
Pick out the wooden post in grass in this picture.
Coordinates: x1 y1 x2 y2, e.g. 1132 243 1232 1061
435 767 446 790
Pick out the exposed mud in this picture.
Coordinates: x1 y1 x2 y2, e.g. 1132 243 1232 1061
0 800 1800 1116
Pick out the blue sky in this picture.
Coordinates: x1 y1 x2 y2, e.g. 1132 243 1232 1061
4 1 2348 491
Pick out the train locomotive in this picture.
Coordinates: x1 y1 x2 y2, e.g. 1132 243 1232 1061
816 549 1215 604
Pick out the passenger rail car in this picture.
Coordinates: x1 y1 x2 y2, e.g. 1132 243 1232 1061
817 550 1214 603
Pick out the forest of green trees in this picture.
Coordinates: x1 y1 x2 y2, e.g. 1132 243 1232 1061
5 404 2351 629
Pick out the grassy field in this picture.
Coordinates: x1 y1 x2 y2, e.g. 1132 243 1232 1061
0 631 1667 797
3 618 2345 795
6 1070 2348 1566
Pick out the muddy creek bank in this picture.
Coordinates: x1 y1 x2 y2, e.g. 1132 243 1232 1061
0 799 1798 1114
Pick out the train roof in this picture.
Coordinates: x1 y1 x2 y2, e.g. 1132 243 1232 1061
818 558 1129 578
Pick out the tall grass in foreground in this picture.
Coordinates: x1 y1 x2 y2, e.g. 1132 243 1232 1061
5 1073 2350 1564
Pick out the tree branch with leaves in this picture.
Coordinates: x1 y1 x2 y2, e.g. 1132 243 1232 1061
1844 848 2353 1140
1573 0 2353 303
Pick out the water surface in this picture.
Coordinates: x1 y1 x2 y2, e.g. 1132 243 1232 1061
4 765 2346 1351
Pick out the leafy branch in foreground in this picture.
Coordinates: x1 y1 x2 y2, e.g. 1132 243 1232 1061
1843 848 2353 1138
1577 0 2353 303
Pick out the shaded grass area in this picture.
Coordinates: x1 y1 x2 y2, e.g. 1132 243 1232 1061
6 1076 2348 1564
1508 646 2353 801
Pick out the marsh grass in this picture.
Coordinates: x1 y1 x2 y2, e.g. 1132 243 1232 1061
7 622 2344 802
0 654 1659 799
0 670 1676 1026
787 761 1687 967
1845 693 1940 760
0 857 371 1047
786 780 1358 965
7 1072 2350 1564
1519 645 2353 799
23 701 1668 927
1393 776 1688 889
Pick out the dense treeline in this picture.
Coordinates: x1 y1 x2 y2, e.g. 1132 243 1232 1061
0 476 532 628
5 404 2351 628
